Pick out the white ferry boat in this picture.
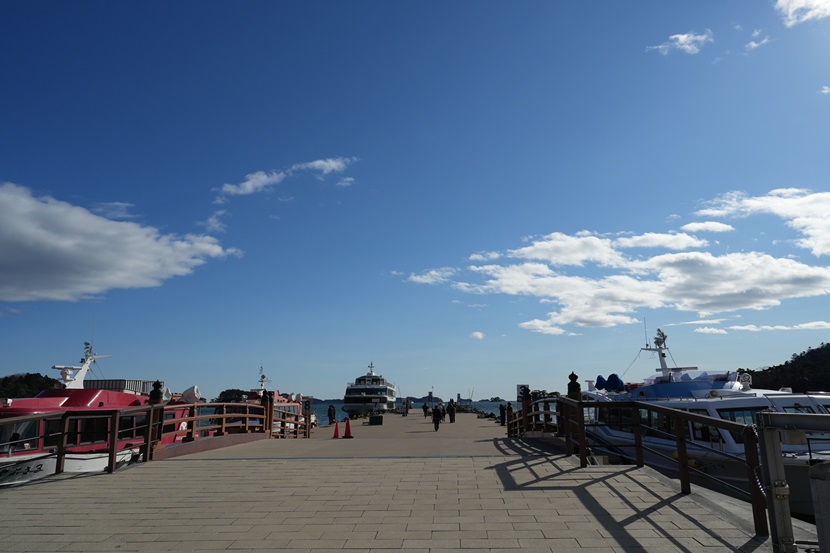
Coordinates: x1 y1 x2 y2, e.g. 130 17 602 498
342 363 397 417
582 329 830 519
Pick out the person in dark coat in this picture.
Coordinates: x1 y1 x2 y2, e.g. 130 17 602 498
422 402 429 418
327 404 336 425
432 405 442 431
499 403 506 426
447 399 456 423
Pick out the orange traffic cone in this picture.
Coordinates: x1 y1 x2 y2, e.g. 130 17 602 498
343 418 353 439
332 422 340 439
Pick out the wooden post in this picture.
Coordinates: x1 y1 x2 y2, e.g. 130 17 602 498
566 373 582 463
674 413 690 494
106 410 122 473
633 405 644 468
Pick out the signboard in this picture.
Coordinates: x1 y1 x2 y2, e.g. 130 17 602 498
517 384 530 403
303 396 313 415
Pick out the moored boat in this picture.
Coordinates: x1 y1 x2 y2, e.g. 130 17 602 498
342 362 397 417
0 343 196 485
582 330 830 519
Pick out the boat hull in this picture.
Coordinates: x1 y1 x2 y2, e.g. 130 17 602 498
0 450 136 486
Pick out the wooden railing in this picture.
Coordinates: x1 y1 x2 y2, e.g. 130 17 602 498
506 396 769 538
0 397 312 481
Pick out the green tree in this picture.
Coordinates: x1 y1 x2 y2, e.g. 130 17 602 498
0 373 60 398
212 389 249 403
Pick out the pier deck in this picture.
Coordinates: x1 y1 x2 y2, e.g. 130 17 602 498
0 412 816 552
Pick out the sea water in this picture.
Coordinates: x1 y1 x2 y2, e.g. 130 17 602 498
313 400 507 426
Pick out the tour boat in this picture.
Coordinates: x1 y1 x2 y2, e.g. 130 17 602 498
342 362 397 417
0 343 193 485
581 330 830 519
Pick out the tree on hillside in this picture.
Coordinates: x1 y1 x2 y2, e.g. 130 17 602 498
743 341 830 393
0 373 61 398
212 389 249 403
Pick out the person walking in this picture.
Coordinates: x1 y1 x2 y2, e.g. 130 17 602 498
422 402 429 418
327 404 336 426
499 403 506 426
447 399 456 423
432 404 442 431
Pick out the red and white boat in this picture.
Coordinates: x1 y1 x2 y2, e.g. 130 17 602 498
0 343 195 485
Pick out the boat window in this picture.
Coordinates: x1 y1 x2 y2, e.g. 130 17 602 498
643 411 681 440
78 416 109 445
688 409 719 443
597 406 637 432
0 420 40 453
716 407 764 443
781 404 815 414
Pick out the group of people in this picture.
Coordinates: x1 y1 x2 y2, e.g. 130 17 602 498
421 399 456 431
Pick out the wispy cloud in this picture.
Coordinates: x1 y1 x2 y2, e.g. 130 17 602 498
0 183 242 302
91 201 139 220
745 32 771 52
213 156 358 204
647 30 714 55
201 210 229 233
407 267 457 285
775 0 830 27
411 189 830 337
821 86 830 95
470 331 486 340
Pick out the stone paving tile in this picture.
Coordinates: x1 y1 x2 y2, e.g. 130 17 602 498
0 413 800 552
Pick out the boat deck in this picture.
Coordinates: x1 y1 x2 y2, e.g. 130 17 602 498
0 412 817 552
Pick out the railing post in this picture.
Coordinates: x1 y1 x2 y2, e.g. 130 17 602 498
183 405 197 442
215 404 227 437
578 396 588 468
56 412 71 475
106 410 122 473
742 426 769 537
674 413 690 494
633 405 644 468
756 412 797 553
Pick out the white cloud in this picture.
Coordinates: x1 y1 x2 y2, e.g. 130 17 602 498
775 0 830 27
0 183 241 302
614 232 708 250
214 156 358 203
729 321 830 331
745 35 771 51
694 327 728 334
413 189 830 337
470 331 486 340
469 251 501 261
336 177 355 188
216 170 287 202
202 210 228 233
821 86 830 95
698 188 830 256
508 232 626 267
91 201 138 220
680 221 734 233
647 30 714 55
291 157 357 175
407 267 456 285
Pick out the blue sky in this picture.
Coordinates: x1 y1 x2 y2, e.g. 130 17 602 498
2 1 830 402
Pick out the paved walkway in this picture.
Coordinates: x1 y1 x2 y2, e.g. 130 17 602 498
0 413 817 552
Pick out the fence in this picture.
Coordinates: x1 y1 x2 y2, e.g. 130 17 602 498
0 395 311 482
